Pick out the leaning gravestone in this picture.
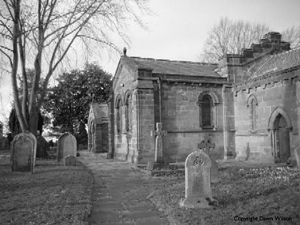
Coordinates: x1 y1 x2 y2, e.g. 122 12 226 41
57 133 77 163
179 150 217 208
11 132 37 173
198 137 220 183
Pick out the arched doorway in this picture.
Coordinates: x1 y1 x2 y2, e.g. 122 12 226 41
273 114 290 163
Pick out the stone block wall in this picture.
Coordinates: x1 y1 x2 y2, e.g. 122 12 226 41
160 82 225 162
234 72 300 162
135 86 155 163
112 65 138 162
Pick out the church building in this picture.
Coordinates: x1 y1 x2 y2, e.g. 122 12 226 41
89 32 300 165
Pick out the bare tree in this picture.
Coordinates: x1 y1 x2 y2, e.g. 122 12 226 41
199 17 270 63
0 0 148 135
281 26 300 48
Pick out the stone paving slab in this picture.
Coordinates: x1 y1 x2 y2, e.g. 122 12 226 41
77 151 170 225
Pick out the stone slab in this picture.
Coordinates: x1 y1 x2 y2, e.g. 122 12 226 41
11 132 36 173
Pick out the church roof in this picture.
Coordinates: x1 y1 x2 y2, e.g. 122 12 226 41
121 56 221 77
250 47 300 79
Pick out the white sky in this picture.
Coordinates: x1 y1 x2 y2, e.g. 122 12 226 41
1 0 300 124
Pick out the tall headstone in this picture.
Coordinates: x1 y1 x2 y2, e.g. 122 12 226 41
11 132 37 173
198 136 219 183
179 150 217 208
148 122 168 170
57 132 77 163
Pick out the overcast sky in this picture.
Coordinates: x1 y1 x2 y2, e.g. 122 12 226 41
1 0 300 123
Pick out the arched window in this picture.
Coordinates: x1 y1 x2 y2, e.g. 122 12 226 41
198 91 219 130
247 94 258 132
115 97 122 134
250 98 256 131
125 92 132 132
202 95 213 127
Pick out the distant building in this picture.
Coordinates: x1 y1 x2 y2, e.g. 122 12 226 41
87 103 109 153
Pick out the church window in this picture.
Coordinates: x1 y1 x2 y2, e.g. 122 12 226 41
202 95 212 127
125 92 132 132
116 98 122 134
247 94 258 132
250 98 256 131
198 92 217 129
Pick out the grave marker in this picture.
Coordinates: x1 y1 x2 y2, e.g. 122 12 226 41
198 136 219 183
57 133 77 163
179 150 217 208
11 132 37 173
148 123 168 170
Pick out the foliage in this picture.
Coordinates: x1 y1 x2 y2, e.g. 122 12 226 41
43 63 112 133
281 26 300 48
75 121 88 147
200 17 300 63
200 17 270 63
0 0 148 135
8 107 44 136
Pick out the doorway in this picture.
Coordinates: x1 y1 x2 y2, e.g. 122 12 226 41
274 114 290 163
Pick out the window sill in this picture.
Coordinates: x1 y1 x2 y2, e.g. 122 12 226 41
201 125 215 130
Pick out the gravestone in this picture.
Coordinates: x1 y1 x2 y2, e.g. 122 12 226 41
11 132 37 173
65 155 76 166
198 137 220 183
147 122 168 170
57 133 77 162
179 150 217 208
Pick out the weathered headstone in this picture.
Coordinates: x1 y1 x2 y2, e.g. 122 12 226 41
198 137 219 183
65 155 76 166
179 150 217 208
148 122 168 170
11 132 37 173
57 133 77 162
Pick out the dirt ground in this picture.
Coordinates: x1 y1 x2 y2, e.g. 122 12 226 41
0 151 93 225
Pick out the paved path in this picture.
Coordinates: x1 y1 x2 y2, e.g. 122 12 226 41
78 151 170 225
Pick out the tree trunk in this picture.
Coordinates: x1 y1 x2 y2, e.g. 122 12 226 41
29 107 39 136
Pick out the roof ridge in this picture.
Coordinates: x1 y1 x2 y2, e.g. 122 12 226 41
129 56 217 65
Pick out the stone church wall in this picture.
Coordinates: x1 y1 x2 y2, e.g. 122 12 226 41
160 82 225 162
111 65 140 162
234 71 300 163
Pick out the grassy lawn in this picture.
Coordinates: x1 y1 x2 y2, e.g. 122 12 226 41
149 166 300 225
0 153 93 225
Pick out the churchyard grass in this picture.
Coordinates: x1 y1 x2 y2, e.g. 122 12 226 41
0 152 92 225
148 166 300 225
